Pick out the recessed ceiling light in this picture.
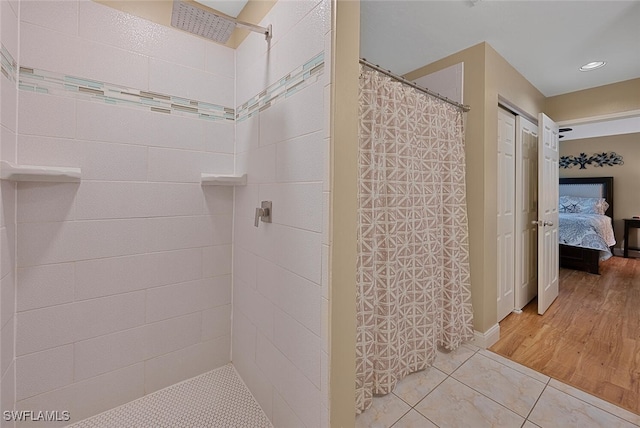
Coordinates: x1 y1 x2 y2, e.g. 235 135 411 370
579 61 606 72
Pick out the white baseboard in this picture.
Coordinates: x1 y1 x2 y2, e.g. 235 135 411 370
613 248 640 258
472 324 500 349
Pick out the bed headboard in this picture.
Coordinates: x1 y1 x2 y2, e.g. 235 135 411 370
559 177 614 220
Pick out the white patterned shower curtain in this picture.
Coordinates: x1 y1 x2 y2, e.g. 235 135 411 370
355 66 474 413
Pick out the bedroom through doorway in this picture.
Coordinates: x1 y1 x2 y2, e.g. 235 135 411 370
492 112 640 416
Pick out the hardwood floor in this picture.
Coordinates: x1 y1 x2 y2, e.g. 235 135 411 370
489 256 640 415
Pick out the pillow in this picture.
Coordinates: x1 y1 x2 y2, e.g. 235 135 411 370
559 196 609 215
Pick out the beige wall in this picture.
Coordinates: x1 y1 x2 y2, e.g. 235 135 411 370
330 0 359 426
545 78 640 122
406 43 544 334
406 43 490 332
560 133 640 249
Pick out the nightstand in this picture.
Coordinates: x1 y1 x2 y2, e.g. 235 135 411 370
623 218 640 258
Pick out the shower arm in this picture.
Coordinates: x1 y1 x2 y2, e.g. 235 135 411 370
235 21 272 41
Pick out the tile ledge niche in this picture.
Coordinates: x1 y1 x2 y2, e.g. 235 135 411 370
0 160 81 182
201 173 247 186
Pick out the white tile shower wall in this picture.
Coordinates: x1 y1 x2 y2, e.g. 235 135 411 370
12 1 235 424
232 0 331 426
321 21 333 427
1 0 19 425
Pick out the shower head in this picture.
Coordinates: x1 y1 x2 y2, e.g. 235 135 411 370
171 0 272 44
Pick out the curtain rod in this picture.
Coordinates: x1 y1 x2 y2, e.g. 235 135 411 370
359 58 471 112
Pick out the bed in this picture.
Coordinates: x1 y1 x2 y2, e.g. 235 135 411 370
558 177 615 274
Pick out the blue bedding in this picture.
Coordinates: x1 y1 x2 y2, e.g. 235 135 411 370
559 213 616 260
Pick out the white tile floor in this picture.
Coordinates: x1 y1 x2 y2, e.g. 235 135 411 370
356 344 640 428
67 364 272 428
67 345 640 428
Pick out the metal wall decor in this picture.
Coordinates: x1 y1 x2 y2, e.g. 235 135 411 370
559 152 624 169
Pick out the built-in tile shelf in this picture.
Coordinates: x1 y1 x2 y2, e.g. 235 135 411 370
0 161 81 182
201 173 247 186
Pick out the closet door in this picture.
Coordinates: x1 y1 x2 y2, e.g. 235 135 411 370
515 116 538 310
536 113 559 315
497 108 516 321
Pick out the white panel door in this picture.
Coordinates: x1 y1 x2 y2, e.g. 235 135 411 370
497 108 516 321
537 113 559 315
515 116 538 310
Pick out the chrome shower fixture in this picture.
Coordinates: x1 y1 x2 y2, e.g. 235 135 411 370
171 0 272 44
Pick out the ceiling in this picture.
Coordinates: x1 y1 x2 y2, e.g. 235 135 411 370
194 0 248 18
560 116 640 141
360 0 640 97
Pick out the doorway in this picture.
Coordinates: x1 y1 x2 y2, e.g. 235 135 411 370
492 112 640 414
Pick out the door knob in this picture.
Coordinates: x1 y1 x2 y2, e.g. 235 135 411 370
544 221 554 227
531 220 543 226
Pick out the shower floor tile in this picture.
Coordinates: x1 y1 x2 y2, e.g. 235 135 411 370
67 364 272 428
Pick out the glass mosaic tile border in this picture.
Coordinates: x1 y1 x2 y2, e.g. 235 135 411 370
18 67 235 122
236 51 325 123
15 50 324 123
1 44 17 82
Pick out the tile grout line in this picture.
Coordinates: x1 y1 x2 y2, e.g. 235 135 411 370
483 352 640 426
522 378 551 425
402 346 479 427
448 375 528 421
480 349 552 383
386 347 476 427
451 352 551 424
544 383 640 427
388 408 413 428
443 349 536 422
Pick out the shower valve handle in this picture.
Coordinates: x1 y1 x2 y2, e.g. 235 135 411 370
254 208 265 227
254 201 272 227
